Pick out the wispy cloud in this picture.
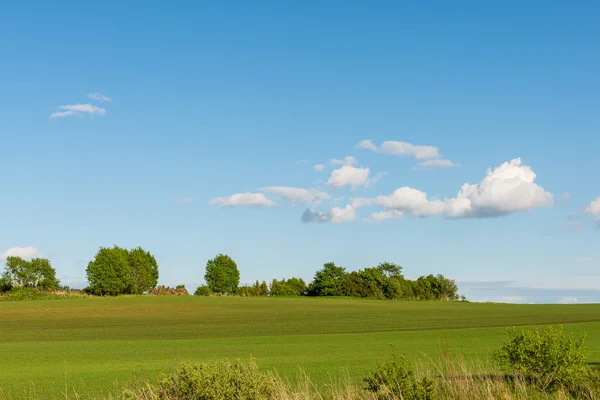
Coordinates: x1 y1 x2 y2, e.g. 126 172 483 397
314 164 325 172
179 197 194 205
209 192 276 208
50 103 107 118
87 93 112 102
416 159 460 169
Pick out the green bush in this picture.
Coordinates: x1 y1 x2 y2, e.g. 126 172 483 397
363 350 435 400
494 325 589 392
151 358 278 400
194 285 212 296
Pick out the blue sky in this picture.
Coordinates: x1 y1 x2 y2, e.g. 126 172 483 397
1 1 599 303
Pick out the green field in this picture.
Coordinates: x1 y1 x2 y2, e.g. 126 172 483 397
1 296 600 399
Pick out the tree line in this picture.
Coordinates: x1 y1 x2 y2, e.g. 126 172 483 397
0 246 462 301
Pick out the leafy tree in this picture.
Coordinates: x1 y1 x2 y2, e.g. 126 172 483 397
2 256 59 290
204 254 240 294
127 247 159 294
270 278 307 296
376 262 403 279
86 246 131 295
307 262 346 296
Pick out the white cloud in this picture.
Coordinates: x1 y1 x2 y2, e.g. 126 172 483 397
416 159 460 169
296 160 308 165
87 93 112 102
375 187 447 217
559 193 571 202
583 196 600 216
179 197 193 205
557 296 579 304
329 156 357 166
314 164 325 172
500 296 528 304
50 103 107 118
365 158 552 220
301 204 356 223
358 140 439 160
49 110 79 119
446 158 553 218
365 209 404 222
0 246 45 261
368 171 388 186
356 139 378 151
261 186 330 205
328 165 370 188
208 192 276 208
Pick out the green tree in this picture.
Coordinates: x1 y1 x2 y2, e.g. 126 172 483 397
127 247 159 294
307 262 347 296
376 262 403 279
3 256 60 290
204 254 240 294
86 246 131 295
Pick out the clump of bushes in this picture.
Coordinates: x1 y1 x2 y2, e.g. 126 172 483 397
194 285 212 296
494 325 591 393
147 285 189 296
363 348 435 400
235 280 269 297
270 277 307 296
127 358 278 400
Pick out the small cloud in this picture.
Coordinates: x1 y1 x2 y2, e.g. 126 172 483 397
329 156 357 166
87 93 112 102
576 257 592 262
209 192 276 208
179 197 193 205
559 193 571 202
356 139 378 151
583 196 600 216
296 160 308 166
314 164 325 172
261 186 330 205
367 171 388 187
416 159 460 169
357 140 440 160
500 296 528 304
557 296 579 304
0 246 45 261
50 103 107 118
301 204 356 223
327 165 370 188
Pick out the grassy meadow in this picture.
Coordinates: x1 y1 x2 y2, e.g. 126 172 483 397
1 296 600 399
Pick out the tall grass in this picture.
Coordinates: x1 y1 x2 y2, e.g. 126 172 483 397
14 352 593 400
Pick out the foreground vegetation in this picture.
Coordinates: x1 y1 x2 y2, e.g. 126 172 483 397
1 296 599 398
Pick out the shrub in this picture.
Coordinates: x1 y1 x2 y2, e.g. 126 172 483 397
194 285 212 296
494 325 589 392
363 349 435 400
151 358 278 400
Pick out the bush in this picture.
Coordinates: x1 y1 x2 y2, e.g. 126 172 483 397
150 358 278 400
147 285 189 296
494 325 589 392
194 285 212 296
363 349 435 400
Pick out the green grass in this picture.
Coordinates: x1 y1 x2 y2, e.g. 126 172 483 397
1 296 599 399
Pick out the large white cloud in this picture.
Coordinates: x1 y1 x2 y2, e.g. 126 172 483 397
371 158 552 219
0 247 45 261
209 192 276 208
446 158 553 218
261 186 330 205
301 204 356 223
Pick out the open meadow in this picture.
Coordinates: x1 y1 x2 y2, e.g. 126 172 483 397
1 296 600 399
